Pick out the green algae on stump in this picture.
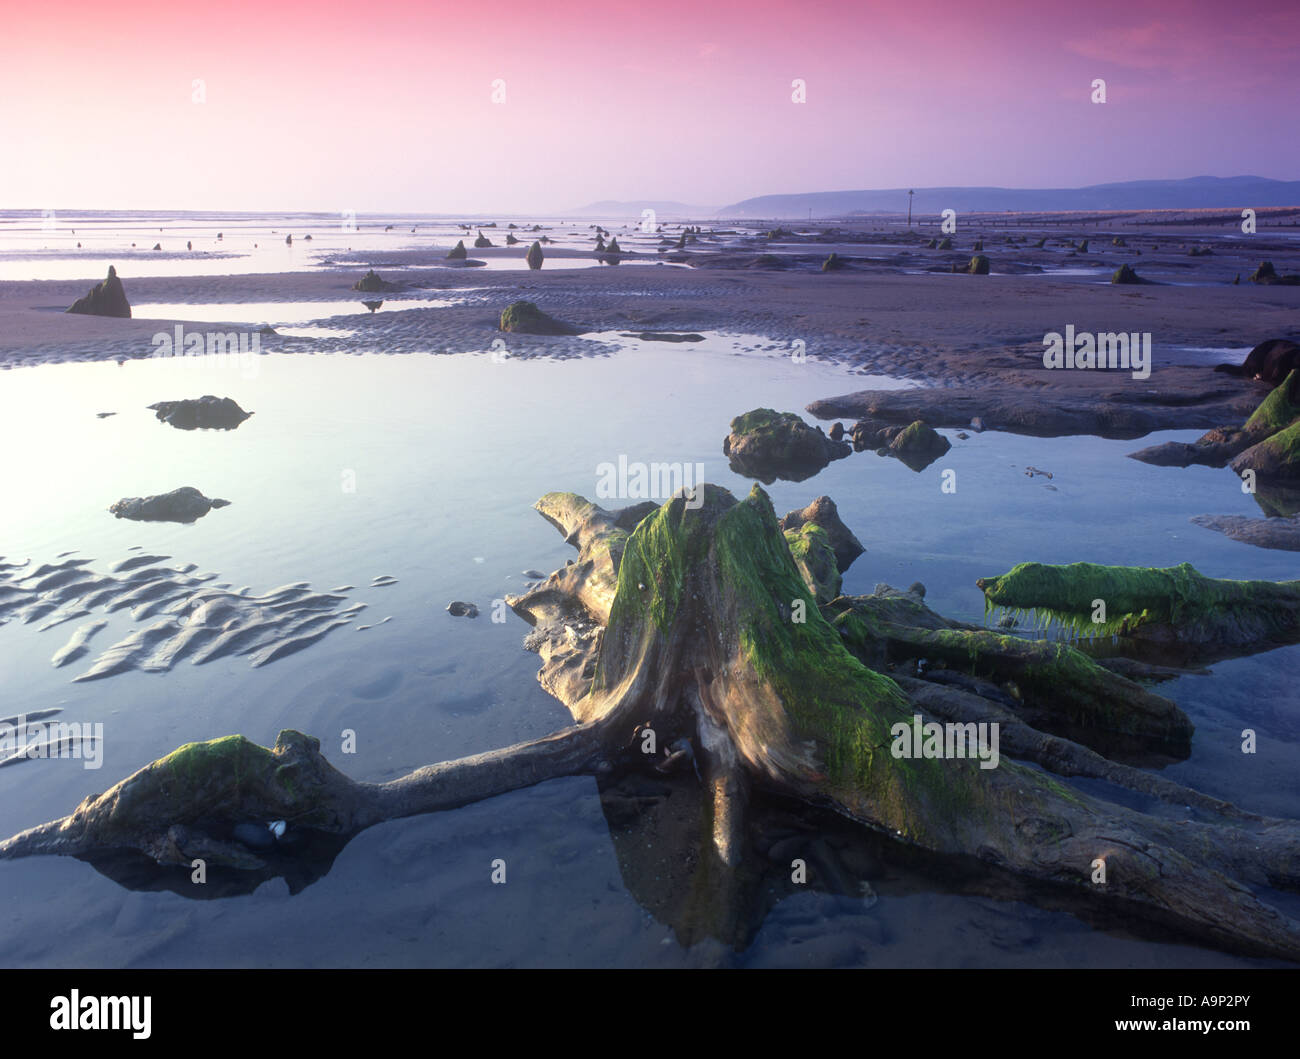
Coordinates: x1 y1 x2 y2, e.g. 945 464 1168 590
978 560 1300 645
499 300 579 335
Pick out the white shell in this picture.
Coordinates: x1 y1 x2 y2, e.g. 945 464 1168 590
268 820 287 839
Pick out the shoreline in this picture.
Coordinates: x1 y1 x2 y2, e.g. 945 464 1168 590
1 224 1297 440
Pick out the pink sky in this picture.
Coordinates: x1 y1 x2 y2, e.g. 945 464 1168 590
3 0 1297 213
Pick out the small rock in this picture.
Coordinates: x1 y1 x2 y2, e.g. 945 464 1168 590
446 601 479 618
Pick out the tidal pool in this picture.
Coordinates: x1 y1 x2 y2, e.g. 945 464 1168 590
0 337 1295 967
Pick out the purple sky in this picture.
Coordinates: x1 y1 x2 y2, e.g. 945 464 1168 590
4 0 1298 212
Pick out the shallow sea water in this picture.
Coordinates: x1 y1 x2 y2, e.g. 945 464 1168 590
0 328 1297 967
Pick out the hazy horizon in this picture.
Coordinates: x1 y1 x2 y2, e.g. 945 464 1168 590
5 0 1299 214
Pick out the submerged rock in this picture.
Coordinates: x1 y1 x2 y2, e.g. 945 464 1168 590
723 408 850 483
65 266 131 318
1191 513 1300 552
148 396 253 431
499 301 579 335
110 487 231 523
619 332 704 343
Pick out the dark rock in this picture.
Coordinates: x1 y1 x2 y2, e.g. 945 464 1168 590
1215 339 1300 384
829 421 844 441
888 421 951 471
110 486 230 523
148 395 253 431
967 255 990 275
525 241 544 270
936 237 952 250
1248 261 1300 285
66 266 131 318
821 252 846 271
446 601 479 618
474 231 493 249
499 301 579 335
780 495 864 573
447 240 468 260
352 269 399 292
723 408 851 483
1111 264 1144 284
505 233 519 245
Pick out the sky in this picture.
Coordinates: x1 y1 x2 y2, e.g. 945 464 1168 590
3 0 1298 213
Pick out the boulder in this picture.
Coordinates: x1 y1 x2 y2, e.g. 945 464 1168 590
1111 264 1144 284
525 241 544 270
148 396 254 431
499 301 579 335
723 408 851 483
967 255 990 275
447 240 468 260
66 266 131 318
474 231 493 248
110 486 230 523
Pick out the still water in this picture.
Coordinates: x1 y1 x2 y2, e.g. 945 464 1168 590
0 338 1295 966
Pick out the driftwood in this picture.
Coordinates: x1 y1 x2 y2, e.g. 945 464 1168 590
4 485 1300 960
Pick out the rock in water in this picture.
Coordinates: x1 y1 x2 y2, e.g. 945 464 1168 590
888 421 951 471
821 253 845 271
352 269 398 292
474 231 493 248
447 240 468 260
148 396 253 430
65 265 131 318
446 601 479 618
499 301 579 335
1111 264 1143 284
525 241 544 270
110 487 231 523
967 255 990 275
723 408 851 484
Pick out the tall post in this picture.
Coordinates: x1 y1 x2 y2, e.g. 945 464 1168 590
907 189 914 229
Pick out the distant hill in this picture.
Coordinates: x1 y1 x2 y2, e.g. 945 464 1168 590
719 177 1300 218
565 199 717 220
